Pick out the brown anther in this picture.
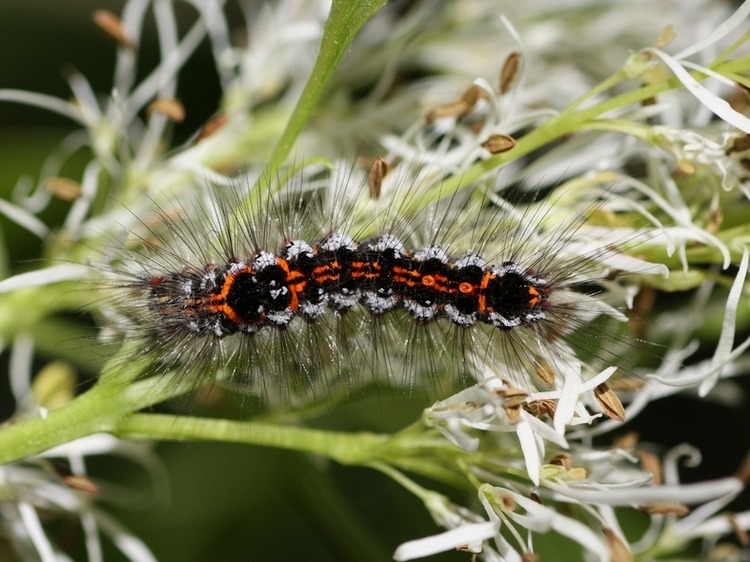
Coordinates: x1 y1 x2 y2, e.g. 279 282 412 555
460 83 483 108
193 113 229 144
707 207 723 235
727 134 750 154
62 475 100 495
367 157 388 200
500 51 522 94
674 158 695 176
44 177 82 201
481 134 516 154
469 121 485 135
607 377 647 391
501 386 529 409
424 100 469 123
729 88 750 115
631 284 655 327
727 512 750 547
425 84 485 123
727 82 750 113
92 10 134 49
147 98 186 123
740 158 750 173
529 492 543 505
629 285 656 339
637 502 690 516
655 24 677 49
425 100 469 123
533 361 555 387
498 492 518 512
504 405 521 424
549 454 573 470
604 527 634 562
636 448 663 486
594 382 626 422
613 431 639 451
525 399 557 418
521 554 540 562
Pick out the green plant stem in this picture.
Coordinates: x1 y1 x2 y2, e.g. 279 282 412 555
258 0 386 194
0 386 125 465
115 413 388 465
0 362 157 464
0 381 479 493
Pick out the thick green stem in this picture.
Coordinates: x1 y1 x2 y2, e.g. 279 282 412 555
114 413 388 465
0 348 193 465
0 381 136 465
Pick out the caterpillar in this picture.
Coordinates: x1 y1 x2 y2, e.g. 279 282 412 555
97 162 666 411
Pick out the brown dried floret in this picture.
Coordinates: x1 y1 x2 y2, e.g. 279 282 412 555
481 134 516 154
148 98 186 123
500 51 522 94
92 10 134 49
594 382 626 422
44 177 82 201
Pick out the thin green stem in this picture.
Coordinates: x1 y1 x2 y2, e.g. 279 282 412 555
416 55 750 212
713 29 750 66
257 0 386 195
560 69 628 116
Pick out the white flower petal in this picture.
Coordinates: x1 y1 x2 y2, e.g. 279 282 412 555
700 247 749 396
393 521 498 561
532 366 617 402
42 434 125 458
0 89 82 123
93 508 158 562
0 198 49 238
18 501 58 562
500 489 610 561
645 48 750 134
554 362 581 434
673 0 750 60
522 410 568 449
0 265 89 293
516 417 542 486
678 509 750 540
548 477 742 506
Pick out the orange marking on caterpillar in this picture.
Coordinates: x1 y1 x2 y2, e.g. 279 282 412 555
478 270 496 313
527 286 540 307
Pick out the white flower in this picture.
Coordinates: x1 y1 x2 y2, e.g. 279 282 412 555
393 522 498 561
0 335 163 562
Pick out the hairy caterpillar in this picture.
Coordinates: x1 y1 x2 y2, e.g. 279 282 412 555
97 162 666 411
